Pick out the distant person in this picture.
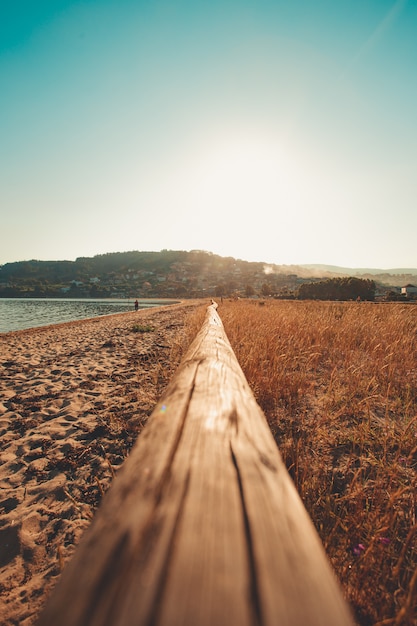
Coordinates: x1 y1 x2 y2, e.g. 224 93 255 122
134 299 139 311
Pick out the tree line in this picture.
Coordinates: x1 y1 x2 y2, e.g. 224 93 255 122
298 277 376 301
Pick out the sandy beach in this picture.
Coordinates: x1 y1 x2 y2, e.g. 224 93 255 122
0 300 205 625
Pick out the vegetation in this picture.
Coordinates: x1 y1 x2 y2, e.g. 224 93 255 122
0 250 268 298
1 250 414 300
187 300 417 625
298 276 376 301
131 324 155 333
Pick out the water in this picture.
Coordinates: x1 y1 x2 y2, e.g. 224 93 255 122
0 298 174 333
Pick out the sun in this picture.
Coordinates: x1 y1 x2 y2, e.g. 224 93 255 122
186 130 302 216
140 126 315 262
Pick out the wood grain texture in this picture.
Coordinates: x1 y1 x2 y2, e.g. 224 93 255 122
37 303 354 626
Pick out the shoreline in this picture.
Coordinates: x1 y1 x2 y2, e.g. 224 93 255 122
0 300 205 625
0 298 182 335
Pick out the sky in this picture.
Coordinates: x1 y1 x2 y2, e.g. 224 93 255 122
1 0 417 269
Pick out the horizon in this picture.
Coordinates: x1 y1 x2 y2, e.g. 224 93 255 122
2 1 417 269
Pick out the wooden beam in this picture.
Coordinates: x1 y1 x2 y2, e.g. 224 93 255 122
38 303 354 626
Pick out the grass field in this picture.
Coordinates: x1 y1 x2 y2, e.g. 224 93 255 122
187 299 417 625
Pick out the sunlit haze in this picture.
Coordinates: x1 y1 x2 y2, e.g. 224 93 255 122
1 0 416 268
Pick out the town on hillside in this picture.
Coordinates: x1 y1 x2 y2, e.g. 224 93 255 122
0 250 416 301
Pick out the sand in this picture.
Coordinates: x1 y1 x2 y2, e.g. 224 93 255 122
0 300 204 626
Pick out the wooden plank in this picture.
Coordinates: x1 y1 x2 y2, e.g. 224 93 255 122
38 303 354 626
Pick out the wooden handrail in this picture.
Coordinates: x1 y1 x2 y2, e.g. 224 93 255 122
38 302 354 626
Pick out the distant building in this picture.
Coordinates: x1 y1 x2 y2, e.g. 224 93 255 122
401 284 417 297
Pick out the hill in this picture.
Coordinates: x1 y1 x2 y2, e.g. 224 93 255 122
0 250 416 297
298 264 417 287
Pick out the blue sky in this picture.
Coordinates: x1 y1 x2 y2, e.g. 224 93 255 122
1 0 416 268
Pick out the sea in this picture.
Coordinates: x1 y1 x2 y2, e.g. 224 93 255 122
0 298 175 333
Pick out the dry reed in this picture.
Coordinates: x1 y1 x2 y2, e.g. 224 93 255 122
188 299 417 626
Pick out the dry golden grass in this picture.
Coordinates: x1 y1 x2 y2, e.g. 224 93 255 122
188 299 417 626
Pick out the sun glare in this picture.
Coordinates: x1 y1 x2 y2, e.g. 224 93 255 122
188 131 302 214
143 127 328 263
